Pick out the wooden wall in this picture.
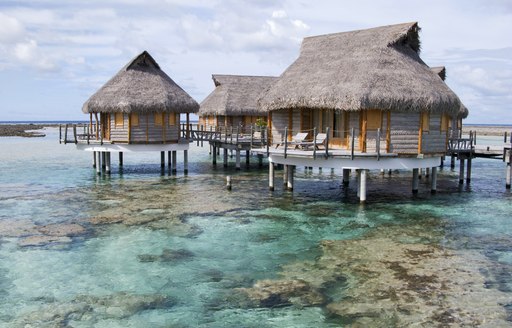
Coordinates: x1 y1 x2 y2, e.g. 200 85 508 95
271 110 288 143
389 112 420 154
108 113 179 144
421 113 448 154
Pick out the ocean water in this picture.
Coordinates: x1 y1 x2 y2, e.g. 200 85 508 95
0 127 511 327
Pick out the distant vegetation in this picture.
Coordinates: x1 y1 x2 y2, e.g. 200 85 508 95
0 124 45 137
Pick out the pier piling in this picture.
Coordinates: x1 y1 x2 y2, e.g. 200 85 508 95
359 169 367 203
342 168 350 186
459 158 465 184
412 168 419 194
431 167 437 194
269 162 275 191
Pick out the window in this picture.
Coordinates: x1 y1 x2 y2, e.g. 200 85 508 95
440 114 450 132
130 113 139 127
169 113 177 126
155 113 163 126
115 113 124 128
421 112 430 132
366 110 382 130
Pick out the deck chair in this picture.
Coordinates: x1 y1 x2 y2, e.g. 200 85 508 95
288 132 309 149
277 132 308 149
302 133 327 150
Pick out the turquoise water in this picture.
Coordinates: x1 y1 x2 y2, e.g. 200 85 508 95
0 128 511 327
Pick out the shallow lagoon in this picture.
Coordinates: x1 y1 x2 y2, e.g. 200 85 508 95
0 128 511 327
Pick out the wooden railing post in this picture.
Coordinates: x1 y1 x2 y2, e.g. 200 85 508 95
250 125 254 148
325 127 330 158
351 128 355 160
59 125 62 144
377 128 381 161
284 127 288 159
266 126 270 157
313 127 317 159
87 124 90 144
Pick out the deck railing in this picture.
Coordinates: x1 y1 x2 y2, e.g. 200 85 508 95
59 123 101 145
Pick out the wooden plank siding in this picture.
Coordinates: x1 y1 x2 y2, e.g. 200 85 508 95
108 113 179 144
389 112 421 154
421 113 447 154
271 110 288 144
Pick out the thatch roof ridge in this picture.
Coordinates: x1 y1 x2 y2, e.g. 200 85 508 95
82 51 199 114
200 74 277 116
430 66 446 81
258 22 466 118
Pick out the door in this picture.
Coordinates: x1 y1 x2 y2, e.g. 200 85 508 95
330 110 347 148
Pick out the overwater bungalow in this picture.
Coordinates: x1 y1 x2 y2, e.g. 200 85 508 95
255 22 468 201
199 75 277 132
73 51 199 174
197 74 277 169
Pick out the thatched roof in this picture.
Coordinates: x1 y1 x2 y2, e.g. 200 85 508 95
430 66 468 118
82 51 199 114
258 22 467 117
430 66 446 81
199 75 277 116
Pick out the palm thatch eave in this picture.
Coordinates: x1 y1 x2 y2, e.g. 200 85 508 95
82 51 199 114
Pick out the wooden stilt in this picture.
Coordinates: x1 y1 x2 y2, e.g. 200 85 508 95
431 167 437 194
459 158 465 184
223 148 228 168
160 151 165 168
342 168 350 186
119 152 123 166
450 155 455 169
246 150 250 165
440 156 445 168
235 150 241 170
425 167 430 178
226 176 232 190
212 146 217 165
356 170 361 197
96 151 101 175
283 165 289 186
287 165 294 191
466 156 472 184
168 151 172 167
258 154 263 167
360 169 367 203
184 150 188 174
412 168 419 194
172 151 177 174
506 163 511 189
105 152 111 174
101 152 106 169
92 151 97 168
269 162 275 191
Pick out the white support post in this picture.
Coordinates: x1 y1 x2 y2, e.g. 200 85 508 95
356 169 361 197
287 165 294 191
184 150 188 174
96 151 102 175
359 169 367 203
431 167 437 194
105 152 111 174
269 162 275 191
412 168 419 194
235 149 241 170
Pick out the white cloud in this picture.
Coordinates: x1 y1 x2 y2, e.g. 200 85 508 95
0 13 25 43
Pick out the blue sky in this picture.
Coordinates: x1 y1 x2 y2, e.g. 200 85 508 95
0 0 511 123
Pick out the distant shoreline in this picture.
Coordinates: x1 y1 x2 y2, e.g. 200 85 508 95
0 124 46 137
462 125 512 136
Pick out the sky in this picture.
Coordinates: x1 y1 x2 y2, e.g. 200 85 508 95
0 0 511 124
